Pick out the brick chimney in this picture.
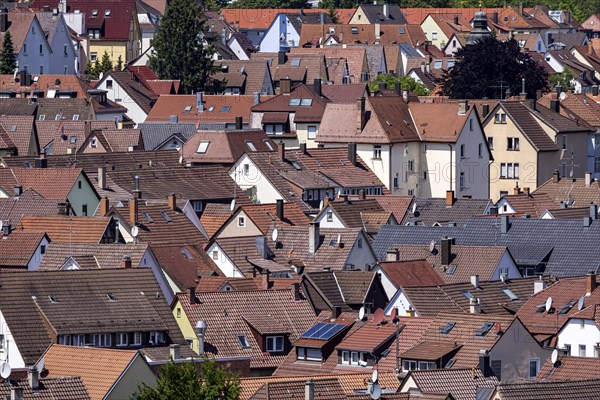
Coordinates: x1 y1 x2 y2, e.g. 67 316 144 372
129 197 138 226
168 193 177 211
356 97 366 133
348 142 357 166
446 190 455 207
552 170 560 183
262 269 271 289
277 141 285 161
323 193 330 208
359 190 366 200
120 256 132 269
513 184 520 195
441 237 452 265
523 187 530 196
587 272 597 296
99 197 109 216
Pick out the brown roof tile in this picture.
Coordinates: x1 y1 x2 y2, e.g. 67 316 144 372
377 259 445 287
239 202 309 234
404 368 498 400
495 379 600 400
213 60 273 95
0 231 46 268
290 47 368 84
38 243 149 270
0 376 91 399
534 175 600 207
0 115 35 156
537 355 600 381
299 24 425 47
200 203 233 238
18 216 111 243
150 243 221 289
182 129 276 164
408 102 471 143
500 193 556 217
5 167 84 200
221 8 355 30
0 189 60 225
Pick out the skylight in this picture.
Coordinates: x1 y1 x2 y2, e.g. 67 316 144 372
237 334 251 349
143 212 154 223
245 140 257 151
107 292 116 301
39 114 46 121
104 9 111 16
181 247 193 260
72 114 79 121
160 211 173 223
440 322 456 335
183 105 192 113
462 290 473 299
55 114 62 120
300 98 312 106
559 299 577 314
291 161 302 170
92 9 98 16
49 294 58 303
502 287 518 301
289 98 301 106
291 58 301 66
70 136 77 144
197 141 210 154
10 125 16 132
220 105 231 112
207 106 215 112
351 27 359 34
447 265 457 275
475 322 495 337
263 140 274 151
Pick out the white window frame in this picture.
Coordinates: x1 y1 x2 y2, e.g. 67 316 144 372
373 145 382 159
133 332 142 346
238 216 245 227
116 332 128 347
341 350 350 365
579 344 587 357
528 358 540 378
266 335 284 352
403 360 417 372
326 211 333 222
307 125 317 140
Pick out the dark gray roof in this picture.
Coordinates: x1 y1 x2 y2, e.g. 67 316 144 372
285 13 334 32
374 216 600 277
359 4 407 24
401 198 491 227
138 122 197 150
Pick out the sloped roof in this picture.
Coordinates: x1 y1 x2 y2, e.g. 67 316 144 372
42 345 140 400
291 47 368 84
138 122 197 150
299 24 425 47
221 8 355 30
0 189 60 225
0 376 90 399
239 202 309 234
377 259 445 288
0 12 36 52
0 231 45 268
177 289 315 369
405 368 498 400
359 4 407 24
581 14 600 32
18 216 111 243
182 129 275 164
408 102 471 143
401 198 490 226
500 193 556 217
537 355 600 381
150 243 221 289
0 268 186 365
200 203 233 238
102 71 157 114
252 84 327 123
538 92 600 129
38 243 149 270
196 276 300 292
305 270 377 309
146 95 257 124
495 379 600 400
2 167 82 200
534 175 600 207
213 60 270 95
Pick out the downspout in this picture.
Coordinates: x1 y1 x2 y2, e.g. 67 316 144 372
448 144 453 192
389 144 394 193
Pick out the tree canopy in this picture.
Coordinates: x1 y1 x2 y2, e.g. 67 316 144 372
441 36 549 99
0 31 17 75
369 74 430 96
133 359 241 400
149 0 216 93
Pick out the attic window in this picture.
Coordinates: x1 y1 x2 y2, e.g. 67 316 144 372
39 114 46 121
143 212 154 223
73 114 79 121
70 136 77 144
160 211 173 223
245 140 257 151
475 322 495 337
351 27 359 34
329 27 335 34
399 26 405 34
339 159 344 165
48 294 58 303
440 321 456 335
291 161 302 170
181 247 193 260
197 141 210 154
104 9 111 16
107 293 116 301
220 106 231 112
502 287 518 301
462 290 474 299
559 299 577 314
10 125 16 132
207 106 215 112
183 105 192 113
289 98 301 106
446 265 457 275
264 140 274 151
291 58 301 66
92 9 98 16
55 114 62 120
237 334 251 349
300 98 312 106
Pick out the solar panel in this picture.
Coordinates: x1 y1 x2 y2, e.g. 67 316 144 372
475 322 495 337
300 322 345 340
440 321 455 335
300 323 324 338
316 323 345 339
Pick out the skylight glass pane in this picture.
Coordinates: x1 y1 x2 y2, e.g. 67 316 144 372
184 105 192 113
143 212 154 223
160 211 173 223
462 290 473 299
300 98 312 106
264 140 274 151
197 141 210 154
289 98 301 106
291 58 300 66
502 287 518 300
220 106 231 112
245 140 257 151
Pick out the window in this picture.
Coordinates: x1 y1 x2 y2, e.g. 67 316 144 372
459 172 464 189
73 334 85 346
433 60 442 69
432 31 438 40
116 333 128 347
40 65 43 74
403 360 417 372
469 119 473 131
308 125 317 140
238 217 245 227
70 136 77 145
212 250 218 260
90 52 98 61
289 99 301 106
291 58 301 66
82 204 88 216
351 351 358 365
90 138 97 148
373 146 382 159
326 211 333 222
149 332 165 345
58 335 72 345
460 144 465 158
494 113 506 124
39 44 43 55
507 137 520 150
500 163 519 179
176 308 181 318
92 333 111 347
220 106 231 112
245 140 257 151
264 140 274 151
357 238 363 248
300 98 312 106
266 336 284 352
133 332 142 346
197 141 210 154
564 344 571 355
561 135 567 149
478 143 483 158
579 344 587 357
237 334 251 349
64 44 68 56
351 27 359 34
78 180 82 189
488 137 494 149
92 9 98 16
23 43 27 54
40 244 46 255
106 79 113 89
447 60 455 69
528 358 540 378
595 157 600 174
452 39 457 47
73 114 79 121
342 351 350 365
104 9 111 16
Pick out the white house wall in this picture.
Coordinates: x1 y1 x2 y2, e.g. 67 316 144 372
27 236 50 271
558 319 600 357
344 232 377 271
18 17 52 75
230 154 284 204
96 78 148 125
490 250 522 280
205 242 244 277
0 310 26 368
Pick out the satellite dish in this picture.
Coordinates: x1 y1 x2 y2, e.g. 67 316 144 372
319 199 324 210
559 91 567 100
551 349 558 365
374 308 385 325
411 202 417 214
337 233 341 244
230 199 236 211
413 210 420 218
131 226 139 238
0 362 11 379
578 296 585 311
358 306 366 321
178 155 183 164
37 358 45 374
545 297 553 312
370 383 382 400
272 228 279 242
429 240 435 253
371 369 378 383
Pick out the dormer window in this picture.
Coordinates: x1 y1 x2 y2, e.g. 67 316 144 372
297 347 322 361
104 9 111 16
92 9 98 16
149 331 165 345
266 336 284 352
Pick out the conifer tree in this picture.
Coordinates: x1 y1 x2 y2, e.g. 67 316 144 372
0 31 17 74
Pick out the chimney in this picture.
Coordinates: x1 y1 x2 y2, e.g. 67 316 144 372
593 85 599 97
305 380 315 400
197 92 204 113
513 185 520 195
2 221 10 237
441 237 452 265
505 88 511 99
120 256 132 269
277 141 285 161
375 22 381 40
35 153 48 168
10 387 23 400
518 2 523 16
168 194 177 211
534 276 547 294
13 185 22 197
471 275 480 288
584 216 592 227
300 142 307 154
556 84 562 96
253 92 261 105
585 172 592 187
256 236 269 259
308 221 320 254
129 197 138 226
454 15 459 25
0 8 7 33
293 282 302 301
98 166 107 190
58 202 69 216
552 169 560 183
234 116 243 130
276 199 284 221
262 269 270 289
386 248 400 262
348 142 357 166
591 203 598 220
28 368 39 390
446 190 455 207
189 287 197 304
587 272 597 295
405 306 416 317
382 2 389 18
99 197 109 216
332 305 342 319
458 100 468 115
523 187 530 196
313 78 322 97
529 98 537 111
280 78 291 94
356 97 365 133
550 99 560 113
482 104 489 117
469 297 481 314
500 215 509 234
560 201 566 209
278 50 286 65
323 193 330 207
359 189 366 200
170 344 180 360
479 351 491 377
133 175 142 199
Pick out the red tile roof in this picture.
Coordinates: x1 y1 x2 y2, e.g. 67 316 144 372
377 259 445 287
0 231 46 268
146 95 257 124
18 216 112 243
221 8 355 30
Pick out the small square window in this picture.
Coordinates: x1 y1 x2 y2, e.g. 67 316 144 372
238 217 245 227
197 141 210 154
133 332 142 345
212 250 218 260
326 211 333 222
220 106 231 112
237 334 250 348
106 79 113 89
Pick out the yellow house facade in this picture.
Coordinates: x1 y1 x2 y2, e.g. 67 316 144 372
172 296 201 354
88 8 142 65
421 15 452 50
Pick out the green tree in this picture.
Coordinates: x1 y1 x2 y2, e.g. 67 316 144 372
149 0 217 93
441 36 549 99
369 74 431 96
0 31 17 74
549 67 575 91
133 359 241 400
116 55 123 71
84 60 98 81
100 51 113 74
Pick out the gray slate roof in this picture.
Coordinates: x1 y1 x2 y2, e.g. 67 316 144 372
138 122 197 150
401 198 491 227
